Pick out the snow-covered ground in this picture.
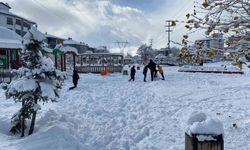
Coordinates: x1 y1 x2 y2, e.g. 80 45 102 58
1 62 250 150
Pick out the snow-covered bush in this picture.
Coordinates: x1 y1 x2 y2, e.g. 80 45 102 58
5 27 65 137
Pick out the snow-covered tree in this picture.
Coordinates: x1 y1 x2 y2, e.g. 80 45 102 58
4 27 65 137
180 0 249 66
136 44 155 64
185 0 249 38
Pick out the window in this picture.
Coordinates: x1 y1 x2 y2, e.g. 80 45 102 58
22 31 27 36
16 19 21 25
7 17 13 25
23 22 30 28
16 29 21 35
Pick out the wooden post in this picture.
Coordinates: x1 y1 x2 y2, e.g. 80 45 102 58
73 53 76 70
60 55 63 72
185 133 224 150
81 56 83 67
55 54 58 69
63 53 66 71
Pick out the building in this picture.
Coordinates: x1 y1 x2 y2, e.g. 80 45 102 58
226 32 250 60
195 34 224 50
44 32 64 49
63 38 93 54
0 26 22 70
95 46 109 53
0 2 36 36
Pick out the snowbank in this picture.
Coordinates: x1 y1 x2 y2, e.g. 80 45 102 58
179 65 240 72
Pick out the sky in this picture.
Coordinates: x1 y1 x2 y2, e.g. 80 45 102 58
4 0 205 55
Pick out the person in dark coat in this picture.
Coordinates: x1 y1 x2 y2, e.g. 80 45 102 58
148 59 156 81
129 65 136 81
69 70 80 90
143 65 148 82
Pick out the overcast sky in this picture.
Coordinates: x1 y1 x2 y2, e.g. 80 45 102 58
5 0 205 55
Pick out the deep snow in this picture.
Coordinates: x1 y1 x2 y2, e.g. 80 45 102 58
1 62 250 149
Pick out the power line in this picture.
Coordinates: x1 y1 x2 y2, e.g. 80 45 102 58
165 20 174 55
115 41 128 56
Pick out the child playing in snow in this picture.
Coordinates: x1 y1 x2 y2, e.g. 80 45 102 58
143 65 148 82
129 65 136 82
69 70 80 90
157 65 165 80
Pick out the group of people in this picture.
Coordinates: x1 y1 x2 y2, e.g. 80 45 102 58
129 59 165 82
69 59 165 90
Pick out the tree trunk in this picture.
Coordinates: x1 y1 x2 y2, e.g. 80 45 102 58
28 99 37 135
21 100 25 137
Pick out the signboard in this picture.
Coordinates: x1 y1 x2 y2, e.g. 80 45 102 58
0 56 7 68
53 49 64 57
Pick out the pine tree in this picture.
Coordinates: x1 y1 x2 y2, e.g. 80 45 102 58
5 27 65 137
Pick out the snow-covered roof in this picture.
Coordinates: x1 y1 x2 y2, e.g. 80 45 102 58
124 55 132 60
84 51 93 54
79 53 123 56
0 26 22 49
63 39 86 45
54 44 78 54
0 2 11 9
61 46 78 54
155 54 167 59
44 33 64 40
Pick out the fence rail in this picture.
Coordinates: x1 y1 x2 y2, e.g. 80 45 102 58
75 66 123 73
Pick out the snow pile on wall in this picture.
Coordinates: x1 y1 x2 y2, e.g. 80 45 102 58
186 112 224 141
179 65 241 72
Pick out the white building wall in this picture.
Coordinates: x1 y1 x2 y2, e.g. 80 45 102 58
0 4 9 12
0 3 36 36
0 14 6 26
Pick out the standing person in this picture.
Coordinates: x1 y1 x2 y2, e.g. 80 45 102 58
129 65 136 81
69 70 80 90
158 65 165 80
148 59 156 81
143 65 148 82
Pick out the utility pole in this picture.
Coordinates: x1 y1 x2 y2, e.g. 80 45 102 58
149 38 153 48
165 20 173 56
115 41 128 57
